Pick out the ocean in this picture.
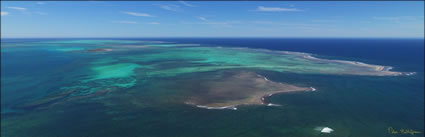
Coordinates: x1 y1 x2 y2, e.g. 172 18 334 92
1 38 423 137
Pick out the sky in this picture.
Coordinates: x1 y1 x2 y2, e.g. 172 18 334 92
1 1 424 38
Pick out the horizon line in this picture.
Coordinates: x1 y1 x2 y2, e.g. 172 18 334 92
1 37 424 39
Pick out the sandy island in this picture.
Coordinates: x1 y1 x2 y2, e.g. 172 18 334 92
184 71 313 109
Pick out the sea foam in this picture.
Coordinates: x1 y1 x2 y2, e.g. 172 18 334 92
314 126 334 133
195 105 238 110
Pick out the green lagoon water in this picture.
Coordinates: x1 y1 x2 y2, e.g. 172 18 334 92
1 39 423 137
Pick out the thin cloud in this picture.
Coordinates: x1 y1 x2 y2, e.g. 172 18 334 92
280 23 319 27
1 12 9 16
6 7 46 15
36 2 45 5
373 17 401 21
34 12 47 15
252 21 275 24
198 16 209 22
156 4 180 12
373 16 424 23
148 22 160 25
116 21 138 24
195 17 233 26
7 7 27 11
373 16 423 21
179 1 197 7
252 21 319 27
312 20 338 23
123 11 153 17
256 6 300 12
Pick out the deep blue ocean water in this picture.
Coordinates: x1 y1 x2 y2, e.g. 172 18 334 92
1 38 424 137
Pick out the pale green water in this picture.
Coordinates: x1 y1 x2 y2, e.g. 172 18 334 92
89 63 141 80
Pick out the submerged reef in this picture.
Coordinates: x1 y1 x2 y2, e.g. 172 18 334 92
86 48 113 52
3 40 411 111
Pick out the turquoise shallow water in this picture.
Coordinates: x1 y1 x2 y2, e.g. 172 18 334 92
1 39 423 137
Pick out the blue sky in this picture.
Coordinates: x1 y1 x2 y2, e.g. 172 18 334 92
1 1 424 38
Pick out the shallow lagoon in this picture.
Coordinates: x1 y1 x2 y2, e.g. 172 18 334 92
1 39 423 137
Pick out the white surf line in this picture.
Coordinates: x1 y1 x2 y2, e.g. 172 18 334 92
195 105 238 110
228 47 402 76
301 54 400 73
261 97 283 107
185 102 238 110
314 126 334 134
256 74 271 82
261 93 283 107
404 72 416 76
266 103 281 107
321 127 334 133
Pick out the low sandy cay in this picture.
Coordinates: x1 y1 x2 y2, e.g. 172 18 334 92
184 71 313 108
